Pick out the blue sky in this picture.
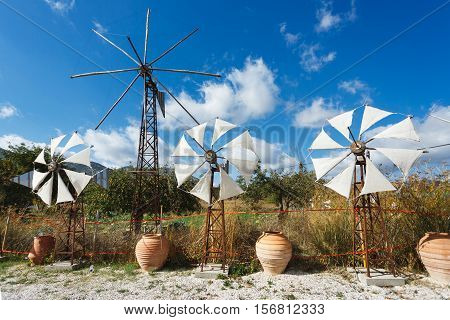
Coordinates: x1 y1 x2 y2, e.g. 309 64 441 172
0 0 449 170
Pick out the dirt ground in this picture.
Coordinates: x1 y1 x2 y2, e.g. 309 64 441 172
0 259 448 300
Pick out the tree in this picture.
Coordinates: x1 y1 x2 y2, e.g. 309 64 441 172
0 144 43 208
239 163 316 218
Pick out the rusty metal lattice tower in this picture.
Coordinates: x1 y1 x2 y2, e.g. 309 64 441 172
352 155 396 277
201 164 227 271
55 203 86 265
132 78 160 233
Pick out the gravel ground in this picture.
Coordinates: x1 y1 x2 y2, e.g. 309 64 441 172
0 262 449 300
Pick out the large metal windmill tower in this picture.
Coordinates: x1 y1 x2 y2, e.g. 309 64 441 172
309 105 423 277
71 9 220 233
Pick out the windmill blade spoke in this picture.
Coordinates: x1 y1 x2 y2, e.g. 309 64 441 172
62 147 91 167
174 160 205 187
189 169 212 204
311 152 351 181
219 167 244 201
71 68 139 79
149 27 199 65
95 73 140 130
36 174 54 206
151 68 221 78
360 158 396 195
144 8 150 64
127 36 144 65
64 169 92 195
374 148 423 179
56 173 74 204
324 160 355 199
155 79 199 125
92 29 140 66
172 135 201 157
309 128 346 150
32 170 50 191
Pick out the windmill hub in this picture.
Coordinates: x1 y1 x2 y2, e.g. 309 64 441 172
350 141 366 155
205 150 217 164
48 160 59 172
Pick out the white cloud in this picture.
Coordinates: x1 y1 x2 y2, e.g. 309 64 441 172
0 134 45 149
279 22 300 46
338 78 373 104
293 97 341 128
161 57 279 128
253 138 298 171
0 103 18 119
92 20 107 34
315 0 357 33
82 119 172 168
300 44 336 72
44 0 75 15
315 2 342 33
338 79 367 94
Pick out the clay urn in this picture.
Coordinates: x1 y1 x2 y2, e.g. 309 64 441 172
135 233 169 271
418 232 450 284
256 231 292 275
28 235 55 265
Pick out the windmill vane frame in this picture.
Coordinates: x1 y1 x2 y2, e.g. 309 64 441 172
71 8 221 234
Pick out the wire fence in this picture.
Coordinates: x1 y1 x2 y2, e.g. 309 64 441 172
0 207 446 265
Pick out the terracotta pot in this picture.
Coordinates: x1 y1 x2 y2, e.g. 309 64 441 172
256 231 292 275
135 234 169 271
28 235 55 265
418 232 450 284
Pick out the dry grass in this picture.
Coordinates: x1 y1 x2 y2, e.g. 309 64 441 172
1 170 448 273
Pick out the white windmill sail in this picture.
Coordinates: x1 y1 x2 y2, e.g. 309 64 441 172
227 157 258 185
360 158 396 195
36 175 54 206
327 109 354 142
311 152 350 180
64 169 92 195
219 167 244 200
190 169 212 204
56 173 74 204
61 147 91 167
50 134 66 157
186 122 207 147
60 132 85 156
174 161 205 187
172 135 200 157
324 160 355 199
211 118 237 145
371 117 419 141
375 148 423 179
222 131 256 153
310 128 345 150
11 171 33 188
359 106 393 137
34 149 47 165
32 170 49 191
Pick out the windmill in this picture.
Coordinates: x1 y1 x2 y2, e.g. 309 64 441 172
172 118 259 272
12 132 93 265
309 105 423 277
71 9 220 234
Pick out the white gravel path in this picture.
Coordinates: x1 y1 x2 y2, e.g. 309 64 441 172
1 263 448 300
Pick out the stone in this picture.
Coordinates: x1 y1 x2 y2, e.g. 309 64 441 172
194 264 229 279
347 267 406 287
